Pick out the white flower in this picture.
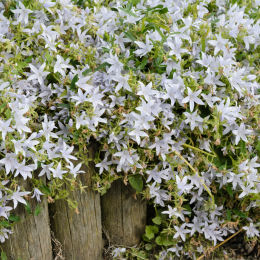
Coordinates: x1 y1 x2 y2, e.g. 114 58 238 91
201 93 221 108
167 37 188 60
182 88 204 112
50 162 67 179
10 187 30 209
12 2 32 25
137 82 157 102
113 74 131 92
31 188 44 202
0 228 12 243
39 0 56 9
0 118 14 140
227 172 244 189
217 98 243 123
28 63 49 86
54 55 71 77
134 35 153 57
239 184 257 198
173 224 190 241
112 247 126 257
184 110 204 131
71 89 88 106
162 205 187 221
105 53 124 74
208 34 231 55
14 161 35 180
128 128 148 145
149 182 170 207
232 123 252 145
176 175 193 195
66 162 84 178
146 166 165 184
243 223 259 238
38 162 54 180
186 217 204 236
0 153 18 175
39 114 58 140
76 75 94 93
0 205 12 219
0 81 9 91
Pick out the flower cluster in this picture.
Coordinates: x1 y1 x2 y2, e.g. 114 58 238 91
0 0 259 257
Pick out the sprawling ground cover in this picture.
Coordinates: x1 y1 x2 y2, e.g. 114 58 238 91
0 0 259 258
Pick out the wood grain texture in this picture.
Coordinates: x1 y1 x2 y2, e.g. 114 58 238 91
2 188 52 260
101 179 147 246
50 145 103 260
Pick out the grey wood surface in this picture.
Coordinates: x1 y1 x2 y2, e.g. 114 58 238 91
2 189 52 260
50 145 103 260
101 179 147 247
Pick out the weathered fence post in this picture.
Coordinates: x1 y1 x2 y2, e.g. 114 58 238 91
101 179 147 246
2 181 52 260
49 144 103 260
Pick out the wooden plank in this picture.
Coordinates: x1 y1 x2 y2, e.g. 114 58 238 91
2 185 53 260
101 179 147 246
49 145 103 260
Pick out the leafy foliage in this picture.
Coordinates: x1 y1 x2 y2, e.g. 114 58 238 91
0 0 259 258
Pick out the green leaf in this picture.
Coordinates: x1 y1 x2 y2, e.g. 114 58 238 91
145 225 159 240
34 205 41 216
8 214 20 223
147 4 164 11
137 58 148 70
94 62 110 72
25 203 32 214
233 209 247 219
152 216 162 225
201 37 206 52
159 7 168 14
4 109 11 119
58 103 70 109
82 68 92 76
0 220 10 228
256 140 260 155
124 31 136 41
227 209 232 221
45 52 53 63
118 7 138 17
1 251 7 260
239 141 246 155
145 243 153 251
70 74 79 91
128 175 143 192
155 235 163 245
226 184 233 198
40 184 51 195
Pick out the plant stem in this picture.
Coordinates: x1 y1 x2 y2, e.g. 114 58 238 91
173 150 215 205
182 143 216 157
197 227 244 260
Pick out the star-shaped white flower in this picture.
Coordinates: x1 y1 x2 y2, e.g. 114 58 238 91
182 87 204 112
0 119 14 140
174 224 190 241
134 35 153 57
50 162 67 179
28 63 49 86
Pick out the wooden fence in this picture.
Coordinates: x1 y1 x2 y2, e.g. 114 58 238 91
1 146 147 260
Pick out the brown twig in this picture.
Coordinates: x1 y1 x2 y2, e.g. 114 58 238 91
197 227 244 260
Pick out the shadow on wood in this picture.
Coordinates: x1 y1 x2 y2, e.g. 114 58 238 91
101 179 147 247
